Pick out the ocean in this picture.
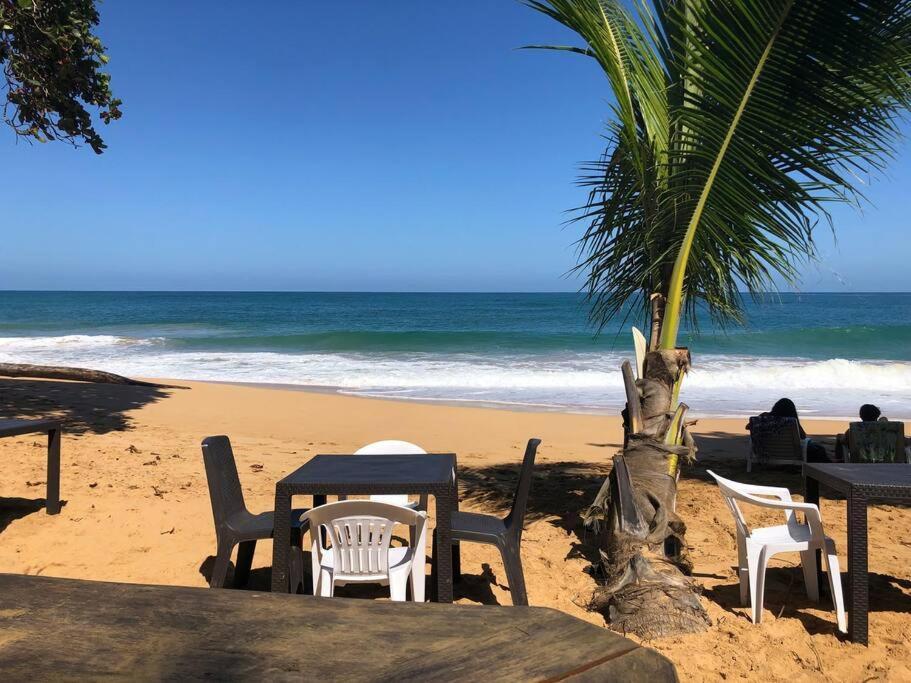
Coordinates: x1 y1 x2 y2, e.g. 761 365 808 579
0 291 909 419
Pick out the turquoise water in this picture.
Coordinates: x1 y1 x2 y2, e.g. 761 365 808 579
0 291 909 417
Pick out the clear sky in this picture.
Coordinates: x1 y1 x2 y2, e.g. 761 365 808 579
0 1 908 292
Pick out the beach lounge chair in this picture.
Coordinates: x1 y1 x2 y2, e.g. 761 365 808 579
300 500 428 602
355 440 429 510
201 435 308 588
443 438 540 606
746 415 807 471
707 470 846 633
842 421 910 463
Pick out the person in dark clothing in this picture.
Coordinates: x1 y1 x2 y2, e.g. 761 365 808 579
749 397 830 462
770 398 807 439
859 404 882 422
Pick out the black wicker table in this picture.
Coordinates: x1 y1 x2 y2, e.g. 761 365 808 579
271 453 459 602
0 573 678 680
804 463 911 645
0 418 63 515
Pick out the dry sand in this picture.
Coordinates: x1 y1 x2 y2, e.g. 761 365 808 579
0 378 909 681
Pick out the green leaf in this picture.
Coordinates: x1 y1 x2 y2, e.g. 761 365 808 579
527 0 911 345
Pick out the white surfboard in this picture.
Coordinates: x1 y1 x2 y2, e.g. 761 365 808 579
632 326 647 379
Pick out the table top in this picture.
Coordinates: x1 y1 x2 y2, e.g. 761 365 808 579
0 573 676 682
805 463 911 497
278 453 456 494
0 417 61 437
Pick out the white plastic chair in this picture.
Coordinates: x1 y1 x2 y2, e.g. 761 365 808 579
354 440 428 510
707 470 846 633
300 500 427 602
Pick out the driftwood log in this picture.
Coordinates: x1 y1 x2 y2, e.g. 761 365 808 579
0 363 186 389
584 349 710 639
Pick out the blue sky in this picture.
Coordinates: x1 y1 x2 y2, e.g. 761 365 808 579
0 1 908 292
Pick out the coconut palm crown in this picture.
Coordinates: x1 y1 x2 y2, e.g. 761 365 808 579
527 0 911 348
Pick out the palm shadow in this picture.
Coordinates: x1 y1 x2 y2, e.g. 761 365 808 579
0 378 175 435
458 460 610 531
457 460 609 571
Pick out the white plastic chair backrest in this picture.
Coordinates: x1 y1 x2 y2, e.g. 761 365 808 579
301 500 426 577
706 470 817 540
355 441 428 507
632 326 647 379
354 440 427 456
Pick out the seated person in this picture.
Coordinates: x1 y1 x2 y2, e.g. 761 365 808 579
859 404 882 422
837 403 908 461
747 398 831 463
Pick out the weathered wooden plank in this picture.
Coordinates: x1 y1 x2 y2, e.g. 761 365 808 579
0 574 676 681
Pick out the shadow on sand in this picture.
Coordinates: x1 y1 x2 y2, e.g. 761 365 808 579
0 377 174 533
704 568 911 636
0 497 53 533
193 461 613 608
0 378 175 435
691 428 911 628
199 551 508 604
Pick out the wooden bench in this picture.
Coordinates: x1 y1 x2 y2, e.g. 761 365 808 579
0 574 677 681
0 418 62 514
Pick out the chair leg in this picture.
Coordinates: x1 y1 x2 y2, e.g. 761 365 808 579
390 573 408 602
210 538 234 589
499 542 528 607
737 538 749 606
800 549 820 602
233 540 256 588
289 546 305 594
411 554 425 603
825 552 848 634
746 545 761 623
317 569 334 597
430 529 438 600
749 547 770 624
453 540 461 583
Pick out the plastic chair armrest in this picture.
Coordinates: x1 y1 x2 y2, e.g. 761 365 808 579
739 491 815 512
733 483 794 501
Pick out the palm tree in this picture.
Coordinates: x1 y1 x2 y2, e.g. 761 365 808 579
527 0 911 637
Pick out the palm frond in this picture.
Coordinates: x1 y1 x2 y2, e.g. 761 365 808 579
658 0 911 345
527 0 911 342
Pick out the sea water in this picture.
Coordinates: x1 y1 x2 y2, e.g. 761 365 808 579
0 291 908 419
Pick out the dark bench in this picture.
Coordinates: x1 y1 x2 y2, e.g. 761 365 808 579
0 418 62 514
0 573 677 681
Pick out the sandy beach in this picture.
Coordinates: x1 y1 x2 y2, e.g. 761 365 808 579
1 377 909 681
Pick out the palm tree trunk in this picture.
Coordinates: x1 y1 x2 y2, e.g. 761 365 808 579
585 348 709 638
0 363 185 389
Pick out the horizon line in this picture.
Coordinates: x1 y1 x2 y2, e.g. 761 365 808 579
0 289 910 295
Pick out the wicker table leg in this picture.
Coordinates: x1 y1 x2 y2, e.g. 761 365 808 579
846 488 869 645
45 427 61 515
270 489 293 593
433 487 455 604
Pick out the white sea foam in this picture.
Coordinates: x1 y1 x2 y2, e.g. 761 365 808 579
1 334 909 418
0 334 157 352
